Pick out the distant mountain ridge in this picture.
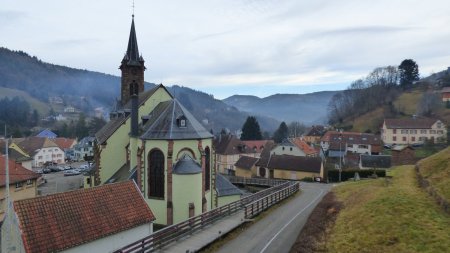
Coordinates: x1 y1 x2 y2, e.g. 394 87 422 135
0 47 279 133
223 91 339 124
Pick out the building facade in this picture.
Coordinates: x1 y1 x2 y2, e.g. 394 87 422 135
381 118 447 145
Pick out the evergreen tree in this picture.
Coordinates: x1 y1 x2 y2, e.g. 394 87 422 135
240 116 262 140
273 121 289 143
399 59 419 88
75 113 89 138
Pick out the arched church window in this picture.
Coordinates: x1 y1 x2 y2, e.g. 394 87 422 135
205 146 211 191
148 149 165 198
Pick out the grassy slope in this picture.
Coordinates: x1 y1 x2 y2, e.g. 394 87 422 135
0 87 50 115
345 87 450 133
325 166 450 253
417 146 450 200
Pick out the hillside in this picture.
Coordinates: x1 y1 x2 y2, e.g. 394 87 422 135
0 87 50 116
340 85 450 133
417 146 450 200
296 166 450 252
223 91 339 125
0 47 279 133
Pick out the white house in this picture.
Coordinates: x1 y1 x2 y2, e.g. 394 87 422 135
381 118 447 145
2 181 155 253
73 136 95 161
15 137 65 167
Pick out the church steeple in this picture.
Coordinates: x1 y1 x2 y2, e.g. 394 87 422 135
120 15 145 106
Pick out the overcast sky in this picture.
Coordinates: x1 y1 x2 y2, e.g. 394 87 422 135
1 0 449 99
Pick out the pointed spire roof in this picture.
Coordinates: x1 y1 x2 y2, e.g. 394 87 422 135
123 16 143 66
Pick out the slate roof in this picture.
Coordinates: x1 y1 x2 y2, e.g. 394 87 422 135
140 99 213 140
215 174 242 197
173 154 202 174
328 150 346 158
266 154 322 173
95 85 166 144
13 181 155 253
235 156 259 170
255 142 277 167
384 118 439 129
17 137 59 156
105 163 133 184
360 155 392 169
36 129 57 138
0 156 40 187
122 17 144 66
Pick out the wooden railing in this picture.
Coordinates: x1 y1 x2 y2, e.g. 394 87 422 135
244 181 300 219
114 181 297 253
226 176 286 187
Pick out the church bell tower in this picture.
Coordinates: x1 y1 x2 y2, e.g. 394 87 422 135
120 15 145 106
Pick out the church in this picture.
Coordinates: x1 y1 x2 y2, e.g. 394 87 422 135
85 16 241 225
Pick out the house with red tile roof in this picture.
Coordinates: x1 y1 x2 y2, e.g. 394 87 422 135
381 118 447 145
270 138 319 158
303 125 327 144
2 181 155 253
0 155 40 221
441 87 450 102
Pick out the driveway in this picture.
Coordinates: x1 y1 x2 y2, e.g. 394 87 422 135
216 182 332 253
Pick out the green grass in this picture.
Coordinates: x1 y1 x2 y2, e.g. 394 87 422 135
393 89 423 115
0 87 50 115
325 166 450 253
417 147 450 200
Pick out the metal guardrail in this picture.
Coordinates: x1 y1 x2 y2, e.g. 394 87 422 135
114 181 297 253
226 176 286 187
244 181 300 219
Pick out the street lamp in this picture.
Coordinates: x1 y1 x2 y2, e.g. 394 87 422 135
338 131 343 182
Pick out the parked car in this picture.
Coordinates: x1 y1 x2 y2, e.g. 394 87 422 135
64 169 81 176
43 168 51 174
36 169 44 174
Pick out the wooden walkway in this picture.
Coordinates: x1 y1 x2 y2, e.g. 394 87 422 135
161 210 245 253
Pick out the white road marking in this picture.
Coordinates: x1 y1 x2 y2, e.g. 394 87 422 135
259 188 325 253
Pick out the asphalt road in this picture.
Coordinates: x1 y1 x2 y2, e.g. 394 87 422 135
216 182 332 253
37 162 87 195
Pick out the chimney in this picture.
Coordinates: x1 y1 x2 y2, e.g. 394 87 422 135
130 80 139 137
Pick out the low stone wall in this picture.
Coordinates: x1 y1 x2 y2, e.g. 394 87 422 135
415 165 449 214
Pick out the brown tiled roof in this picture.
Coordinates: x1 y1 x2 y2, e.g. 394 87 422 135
96 85 170 144
235 156 259 170
213 134 248 155
14 181 155 253
384 118 439 129
441 87 450 93
241 140 273 153
0 156 40 187
53 138 76 150
266 154 321 173
17 137 59 156
291 138 318 155
321 131 381 146
305 125 326 137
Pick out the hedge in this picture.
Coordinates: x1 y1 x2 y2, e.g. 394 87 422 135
327 169 386 182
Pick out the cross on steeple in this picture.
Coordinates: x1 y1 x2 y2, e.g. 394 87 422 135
132 0 135 17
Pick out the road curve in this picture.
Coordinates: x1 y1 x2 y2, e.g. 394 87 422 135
216 182 331 253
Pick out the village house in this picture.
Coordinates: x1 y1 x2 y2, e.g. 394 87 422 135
234 156 259 178
0 140 33 170
53 137 77 162
0 155 40 221
391 145 417 165
321 131 382 155
303 125 326 144
73 136 95 161
13 137 65 167
1 181 155 253
256 154 323 180
215 174 243 206
35 129 57 139
441 87 450 102
241 140 273 157
381 118 447 145
89 16 240 225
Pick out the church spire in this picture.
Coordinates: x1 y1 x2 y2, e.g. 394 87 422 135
123 15 143 66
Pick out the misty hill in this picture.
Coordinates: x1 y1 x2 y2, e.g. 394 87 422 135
223 91 339 125
0 47 279 133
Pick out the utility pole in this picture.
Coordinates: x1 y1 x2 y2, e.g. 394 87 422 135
3 125 13 252
338 130 343 182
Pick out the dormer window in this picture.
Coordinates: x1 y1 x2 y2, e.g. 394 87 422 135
177 115 187 128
